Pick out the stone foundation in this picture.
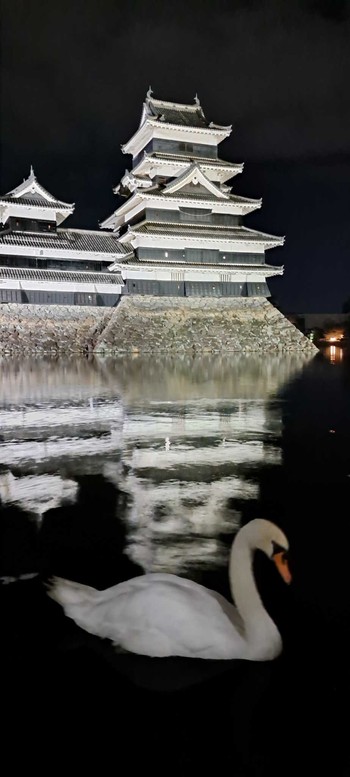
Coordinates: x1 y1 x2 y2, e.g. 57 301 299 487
94 296 317 353
0 303 113 354
0 297 317 353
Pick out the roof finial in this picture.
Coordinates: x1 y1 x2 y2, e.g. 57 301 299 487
146 85 153 99
194 93 200 106
29 164 35 179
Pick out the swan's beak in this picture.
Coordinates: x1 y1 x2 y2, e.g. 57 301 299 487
273 551 292 584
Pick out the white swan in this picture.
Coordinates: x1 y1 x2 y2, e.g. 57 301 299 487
48 519 291 661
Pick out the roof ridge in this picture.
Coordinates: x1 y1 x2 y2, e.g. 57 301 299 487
133 221 244 229
131 221 254 230
125 221 283 243
62 227 119 237
147 118 231 131
241 225 285 240
137 190 256 206
143 151 242 166
3 170 74 208
114 257 283 272
148 98 201 111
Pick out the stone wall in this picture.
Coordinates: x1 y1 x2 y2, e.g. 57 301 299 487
94 296 317 353
0 297 318 353
0 303 113 354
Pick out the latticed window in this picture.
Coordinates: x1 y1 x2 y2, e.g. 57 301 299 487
220 273 232 282
171 271 185 281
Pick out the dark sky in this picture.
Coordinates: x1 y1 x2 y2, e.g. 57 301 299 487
1 0 350 312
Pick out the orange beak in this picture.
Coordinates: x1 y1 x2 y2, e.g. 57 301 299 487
273 551 292 584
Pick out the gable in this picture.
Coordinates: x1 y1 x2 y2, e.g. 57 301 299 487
175 182 219 198
163 164 228 199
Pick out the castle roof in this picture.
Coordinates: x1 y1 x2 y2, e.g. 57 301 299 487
0 167 74 226
0 227 128 255
120 221 284 248
144 91 210 128
132 150 243 175
122 93 231 157
1 167 73 210
0 266 123 284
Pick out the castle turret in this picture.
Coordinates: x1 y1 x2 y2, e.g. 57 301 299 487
0 168 125 306
102 92 284 299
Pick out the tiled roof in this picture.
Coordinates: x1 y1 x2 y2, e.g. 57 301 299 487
139 188 258 207
120 241 134 255
147 99 208 128
0 266 123 284
127 222 283 244
0 229 127 254
118 256 281 272
144 152 242 168
0 193 72 209
161 190 256 204
2 168 74 209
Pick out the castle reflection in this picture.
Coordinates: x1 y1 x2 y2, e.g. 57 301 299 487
0 353 314 576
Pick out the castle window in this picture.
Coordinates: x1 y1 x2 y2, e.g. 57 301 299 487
171 271 184 281
179 142 193 153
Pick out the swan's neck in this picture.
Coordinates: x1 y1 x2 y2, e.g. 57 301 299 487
229 535 282 660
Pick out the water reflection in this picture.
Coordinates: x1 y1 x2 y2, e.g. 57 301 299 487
2 351 350 777
112 399 282 573
325 344 343 363
0 353 314 577
0 470 78 521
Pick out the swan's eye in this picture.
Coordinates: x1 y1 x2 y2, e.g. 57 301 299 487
272 541 287 558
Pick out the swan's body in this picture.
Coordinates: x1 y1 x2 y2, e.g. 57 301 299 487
48 519 291 662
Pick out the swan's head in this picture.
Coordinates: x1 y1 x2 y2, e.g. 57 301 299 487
243 519 291 584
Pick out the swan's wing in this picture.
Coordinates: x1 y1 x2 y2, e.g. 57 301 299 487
110 574 245 637
86 574 246 659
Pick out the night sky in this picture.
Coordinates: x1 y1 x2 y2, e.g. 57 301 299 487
1 0 350 312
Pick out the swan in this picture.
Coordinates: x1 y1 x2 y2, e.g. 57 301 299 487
48 519 291 661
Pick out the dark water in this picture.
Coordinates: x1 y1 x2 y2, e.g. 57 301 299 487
1 350 349 775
